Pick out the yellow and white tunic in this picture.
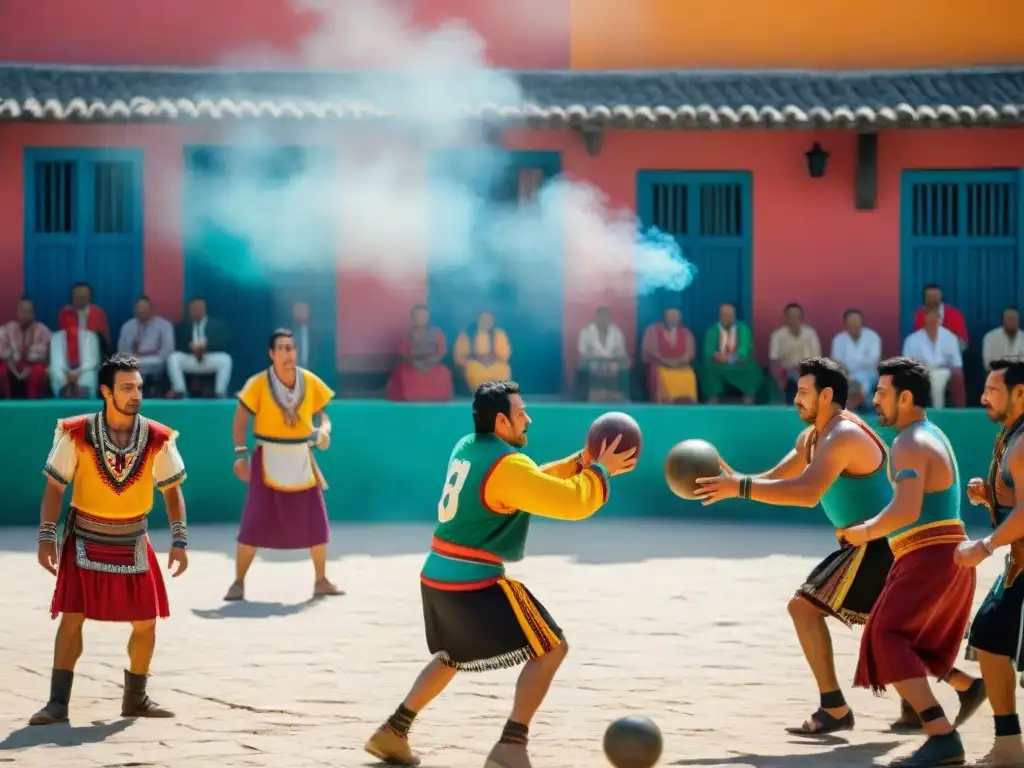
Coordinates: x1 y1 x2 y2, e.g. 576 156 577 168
237 368 335 492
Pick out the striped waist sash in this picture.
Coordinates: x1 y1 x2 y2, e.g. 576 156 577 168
889 519 966 560
430 536 504 567
69 509 149 574
420 536 506 591
73 510 148 543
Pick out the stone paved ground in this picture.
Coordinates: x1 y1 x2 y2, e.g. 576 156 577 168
0 521 1008 768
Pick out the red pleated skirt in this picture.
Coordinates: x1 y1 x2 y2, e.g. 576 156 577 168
50 534 170 622
854 542 975 692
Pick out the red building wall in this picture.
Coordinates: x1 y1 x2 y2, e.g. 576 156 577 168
2 125 1022 384
1 0 1022 388
0 0 569 69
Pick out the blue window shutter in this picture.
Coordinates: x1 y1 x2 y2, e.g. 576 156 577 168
24 148 143 332
900 170 1022 342
83 149 145 336
635 170 752 351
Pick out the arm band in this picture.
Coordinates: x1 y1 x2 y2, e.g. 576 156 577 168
894 469 919 483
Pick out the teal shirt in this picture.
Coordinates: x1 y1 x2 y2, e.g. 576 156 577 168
819 464 892 529
421 434 527 584
889 420 962 539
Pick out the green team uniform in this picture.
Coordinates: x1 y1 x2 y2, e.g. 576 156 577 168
421 434 524 586
418 432 611 672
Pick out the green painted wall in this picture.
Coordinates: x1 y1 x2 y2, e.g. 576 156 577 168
0 401 999 529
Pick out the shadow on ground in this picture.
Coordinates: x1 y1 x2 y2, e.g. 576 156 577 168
0 718 135 750
671 740 895 767
191 599 320 620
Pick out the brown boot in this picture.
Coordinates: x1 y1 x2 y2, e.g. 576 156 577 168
28 669 74 725
364 724 421 766
483 742 533 768
120 670 174 718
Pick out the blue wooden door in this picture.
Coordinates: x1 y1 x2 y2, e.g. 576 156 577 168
900 170 1024 342
182 146 337 390
635 171 753 353
24 148 144 333
427 150 564 395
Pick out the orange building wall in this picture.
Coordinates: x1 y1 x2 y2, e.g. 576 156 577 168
5 0 1019 73
2 125 1023 385
0 0 569 69
570 0 1024 69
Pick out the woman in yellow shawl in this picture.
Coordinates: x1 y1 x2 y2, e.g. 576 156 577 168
453 311 512 391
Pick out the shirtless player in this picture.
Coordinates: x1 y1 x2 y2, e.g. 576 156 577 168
364 381 636 768
694 357 982 735
954 356 1024 766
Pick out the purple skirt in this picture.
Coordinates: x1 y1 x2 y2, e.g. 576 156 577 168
237 447 330 550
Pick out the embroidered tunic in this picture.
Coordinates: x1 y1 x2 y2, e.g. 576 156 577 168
43 413 186 519
237 368 335 492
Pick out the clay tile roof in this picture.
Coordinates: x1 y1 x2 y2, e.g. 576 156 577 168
0 64 1021 128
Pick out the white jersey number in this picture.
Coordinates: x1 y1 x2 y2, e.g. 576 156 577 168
437 459 471 523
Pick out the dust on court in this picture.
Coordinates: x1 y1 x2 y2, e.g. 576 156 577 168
0 520 1007 767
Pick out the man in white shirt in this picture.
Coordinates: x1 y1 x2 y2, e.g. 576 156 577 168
576 306 630 401
49 327 101 398
901 306 966 408
167 297 233 398
830 309 882 409
982 307 1024 371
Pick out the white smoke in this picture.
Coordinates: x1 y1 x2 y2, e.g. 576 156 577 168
185 0 695 307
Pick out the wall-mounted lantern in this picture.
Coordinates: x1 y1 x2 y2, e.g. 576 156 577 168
805 141 830 179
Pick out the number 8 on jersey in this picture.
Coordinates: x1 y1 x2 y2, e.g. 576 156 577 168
438 459 471 522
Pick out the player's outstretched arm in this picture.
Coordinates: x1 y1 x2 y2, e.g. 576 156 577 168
734 429 852 508
484 454 610 521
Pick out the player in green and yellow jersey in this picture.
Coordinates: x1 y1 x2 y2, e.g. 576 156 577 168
365 381 637 768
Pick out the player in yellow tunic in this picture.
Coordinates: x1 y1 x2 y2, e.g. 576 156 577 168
225 329 339 601
30 355 189 725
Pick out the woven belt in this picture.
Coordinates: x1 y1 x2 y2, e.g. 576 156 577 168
889 520 966 560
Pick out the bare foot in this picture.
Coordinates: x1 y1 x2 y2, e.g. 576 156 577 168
223 581 244 601
313 578 344 598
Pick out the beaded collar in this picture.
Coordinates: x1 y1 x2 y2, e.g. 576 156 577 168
85 412 151 493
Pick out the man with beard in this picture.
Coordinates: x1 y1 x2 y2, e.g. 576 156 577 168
837 356 975 767
694 357 982 736
364 380 637 768
30 355 189 725
954 355 1024 766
